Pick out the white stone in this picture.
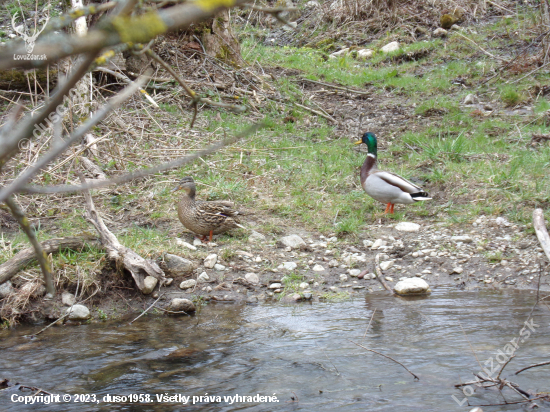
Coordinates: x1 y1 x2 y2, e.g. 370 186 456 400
249 231 266 243
452 267 464 274
363 240 374 248
328 259 339 268
357 48 374 59
349 269 361 277
176 238 197 250
299 282 309 289
329 48 350 58
141 276 158 294
66 304 90 320
279 235 306 249
371 239 387 249
278 262 297 271
312 264 325 272
179 279 197 289
395 222 420 232
380 260 394 271
381 41 399 53
164 254 195 274
339 274 348 282
168 298 196 312
269 283 282 289
451 236 473 243
305 0 320 8
214 264 226 271
245 273 260 284
463 93 478 105
204 254 218 268
61 291 76 306
394 278 431 295
433 27 448 37
0 281 14 298
193 238 203 246
385 276 394 282
197 272 210 282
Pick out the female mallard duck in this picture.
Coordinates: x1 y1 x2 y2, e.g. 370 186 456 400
355 132 431 214
171 176 244 242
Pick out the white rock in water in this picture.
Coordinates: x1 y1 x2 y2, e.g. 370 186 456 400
62 291 76 306
203 253 218 268
197 272 209 282
278 262 297 271
0 281 14 298
312 264 325 271
381 41 399 53
451 235 473 243
245 273 260 284
66 304 90 320
380 260 394 271
278 235 306 249
357 49 374 59
179 279 197 289
168 298 196 313
395 222 420 232
248 231 266 243
394 278 431 295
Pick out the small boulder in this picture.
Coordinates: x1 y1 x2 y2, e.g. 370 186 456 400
141 276 158 295
203 253 218 268
179 279 197 289
66 304 90 320
381 41 399 53
245 273 260 284
357 49 374 59
394 278 431 295
168 298 196 313
278 235 306 250
164 254 195 275
61 291 76 306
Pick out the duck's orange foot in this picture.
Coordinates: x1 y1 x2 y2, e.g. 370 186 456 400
383 203 395 214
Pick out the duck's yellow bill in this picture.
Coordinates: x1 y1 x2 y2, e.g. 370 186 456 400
354 140 362 145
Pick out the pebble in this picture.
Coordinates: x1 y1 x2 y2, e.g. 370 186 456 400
214 264 226 271
349 269 361 277
179 279 197 289
269 283 282 289
278 235 306 249
245 273 260 284
357 48 374 59
303 292 313 300
164 254 195 274
278 262 298 271
61 291 76 306
197 272 209 282
433 27 448 37
381 41 399 53
385 277 394 282
394 278 431 295
371 239 387 250
451 267 464 274
380 260 394 271
248 231 266 243
176 238 197 250
451 235 473 243
395 222 420 232
463 93 478 105
363 240 374 248
312 264 325 271
167 298 195 313
203 254 218 268
328 259 339 268
340 274 348 282
164 278 174 287
299 282 309 289
0 281 14 298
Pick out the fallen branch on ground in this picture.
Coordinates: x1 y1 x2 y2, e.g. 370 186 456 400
533 208 550 262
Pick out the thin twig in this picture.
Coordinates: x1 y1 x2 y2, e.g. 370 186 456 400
374 254 393 293
129 293 165 324
515 360 550 375
348 339 419 380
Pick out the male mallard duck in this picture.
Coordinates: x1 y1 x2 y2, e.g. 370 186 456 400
171 176 244 242
355 132 431 214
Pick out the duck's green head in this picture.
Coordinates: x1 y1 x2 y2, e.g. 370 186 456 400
354 132 377 155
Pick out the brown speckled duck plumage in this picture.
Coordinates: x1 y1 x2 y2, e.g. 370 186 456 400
172 177 244 241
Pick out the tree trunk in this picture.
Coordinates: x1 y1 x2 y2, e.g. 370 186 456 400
201 10 244 67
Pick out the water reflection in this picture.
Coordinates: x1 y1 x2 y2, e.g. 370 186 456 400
1 287 549 411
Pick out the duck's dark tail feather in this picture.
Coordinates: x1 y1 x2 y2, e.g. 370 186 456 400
411 191 432 201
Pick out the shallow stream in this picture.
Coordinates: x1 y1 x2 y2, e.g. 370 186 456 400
1 287 549 411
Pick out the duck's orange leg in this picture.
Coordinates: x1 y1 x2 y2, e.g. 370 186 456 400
390 204 395 214
208 230 213 242
384 203 391 214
